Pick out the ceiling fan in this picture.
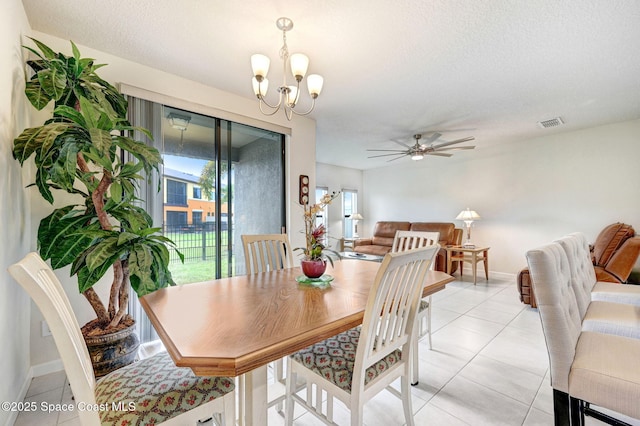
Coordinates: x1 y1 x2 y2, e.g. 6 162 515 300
367 133 475 162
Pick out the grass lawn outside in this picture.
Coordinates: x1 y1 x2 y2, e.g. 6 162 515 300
165 230 234 284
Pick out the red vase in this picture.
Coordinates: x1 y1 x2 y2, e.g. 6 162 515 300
300 259 327 279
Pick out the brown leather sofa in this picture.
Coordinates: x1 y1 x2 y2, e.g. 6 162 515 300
353 221 463 272
518 222 640 307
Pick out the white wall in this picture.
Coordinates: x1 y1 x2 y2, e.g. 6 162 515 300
363 119 640 275
26 32 318 368
1 1 35 424
316 163 364 249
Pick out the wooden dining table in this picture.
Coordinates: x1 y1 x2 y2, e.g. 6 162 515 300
140 258 454 426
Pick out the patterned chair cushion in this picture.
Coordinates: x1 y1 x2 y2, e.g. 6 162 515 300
290 327 402 392
95 351 234 425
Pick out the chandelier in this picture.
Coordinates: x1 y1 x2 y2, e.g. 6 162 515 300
251 17 324 120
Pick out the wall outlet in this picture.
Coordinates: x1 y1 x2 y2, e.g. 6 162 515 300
41 320 52 337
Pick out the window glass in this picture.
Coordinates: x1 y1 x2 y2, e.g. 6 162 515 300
315 187 328 229
342 189 358 238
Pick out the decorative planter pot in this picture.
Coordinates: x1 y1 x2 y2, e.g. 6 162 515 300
300 259 327 278
84 324 140 378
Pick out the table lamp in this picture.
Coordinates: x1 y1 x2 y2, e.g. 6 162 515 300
351 213 364 237
456 208 481 247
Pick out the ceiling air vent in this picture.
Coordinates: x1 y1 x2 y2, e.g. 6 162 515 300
537 117 564 129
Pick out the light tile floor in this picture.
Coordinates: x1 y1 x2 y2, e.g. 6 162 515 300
15 275 640 425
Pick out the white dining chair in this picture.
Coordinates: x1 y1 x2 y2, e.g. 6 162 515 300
9 252 235 426
392 230 440 385
284 245 438 426
241 234 294 415
241 233 294 274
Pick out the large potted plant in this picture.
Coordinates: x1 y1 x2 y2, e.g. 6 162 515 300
13 38 182 376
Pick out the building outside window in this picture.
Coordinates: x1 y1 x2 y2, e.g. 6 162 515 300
166 179 187 205
193 186 202 199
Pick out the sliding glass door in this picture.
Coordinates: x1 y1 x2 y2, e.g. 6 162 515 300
128 98 285 342
161 106 285 281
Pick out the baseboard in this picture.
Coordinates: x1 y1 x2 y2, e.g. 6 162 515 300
3 360 64 426
31 358 64 377
457 267 516 282
5 370 34 426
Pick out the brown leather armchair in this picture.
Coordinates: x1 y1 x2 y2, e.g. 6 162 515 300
518 222 640 307
591 223 640 283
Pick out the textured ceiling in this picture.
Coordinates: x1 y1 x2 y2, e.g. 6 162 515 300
22 0 640 170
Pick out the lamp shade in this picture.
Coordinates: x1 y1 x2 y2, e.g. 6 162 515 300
289 53 309 80
251 54 270 79
456 208 481 221
351 213 364 221
252 77 269 97
286 86 298 106
306 74 324 98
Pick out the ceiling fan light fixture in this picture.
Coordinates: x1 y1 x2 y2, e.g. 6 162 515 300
367 132 475 162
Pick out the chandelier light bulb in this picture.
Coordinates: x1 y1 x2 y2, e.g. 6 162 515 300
307 74 324 98
252 77 269 97
289 53 309 81
286 86 298 107
251 54 270 80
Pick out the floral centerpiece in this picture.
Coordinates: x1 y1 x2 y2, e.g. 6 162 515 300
296 191 341 278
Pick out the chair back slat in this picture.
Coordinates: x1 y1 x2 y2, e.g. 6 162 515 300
391 230 440 253
242 234 293 274
9 253 100 426
353 245 438 390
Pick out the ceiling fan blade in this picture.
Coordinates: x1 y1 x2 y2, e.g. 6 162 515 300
366 149 408 152
435 146 476 151
367 152 410 159
422 132 442 144
390 139 412 149
426 152 453 157
387 154 410 162
432 136 475 149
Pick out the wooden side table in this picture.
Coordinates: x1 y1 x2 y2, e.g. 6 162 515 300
340 237 358 251
445 246 490 285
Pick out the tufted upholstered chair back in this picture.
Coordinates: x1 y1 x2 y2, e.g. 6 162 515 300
526 242 582 393
554 234 597 319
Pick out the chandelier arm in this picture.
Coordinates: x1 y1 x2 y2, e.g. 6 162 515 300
284 106 294 121
259 98 285 116
288 97 316 116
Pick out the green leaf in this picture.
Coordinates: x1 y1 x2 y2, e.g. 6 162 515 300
28 37 57 60
13 127 42 164
89 127 112 156
70 40 81 62
76 258 115 293
110 181 122 203
24 80 53 110
37 67 67 101
116 231 139 246
53 106 87 127
85 237 120 271
49 142 79 191
37 207 98 269
34 168 54 204
113 136 162 173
